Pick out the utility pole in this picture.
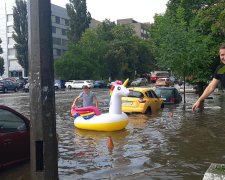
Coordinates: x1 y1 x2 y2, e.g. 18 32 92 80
28 0 58 179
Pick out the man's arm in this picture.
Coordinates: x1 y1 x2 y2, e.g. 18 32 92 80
192 78 219 112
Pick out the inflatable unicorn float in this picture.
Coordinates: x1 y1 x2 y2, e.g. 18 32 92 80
71 79 130 131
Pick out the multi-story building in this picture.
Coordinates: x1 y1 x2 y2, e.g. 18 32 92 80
0 1 69 78
117 18 149 39
0 2 145 78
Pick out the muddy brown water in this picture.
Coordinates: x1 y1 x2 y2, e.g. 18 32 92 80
0 89 225 180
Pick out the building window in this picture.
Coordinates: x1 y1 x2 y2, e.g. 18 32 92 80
53 48 61 56
9 71 22 78
52 37 61 45
62 29 67 36
8 48 16 56
56 27 61 35
65 19 69 26
56 49 61 56
8 37 15 45
7 14 13 22
52 26 56 33
61 39 68 46
7 26 14 33
55 16 60 24
51 15 55 23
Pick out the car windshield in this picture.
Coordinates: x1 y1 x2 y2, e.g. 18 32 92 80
155 89 173 97
86 80 93 83
127 91 144 98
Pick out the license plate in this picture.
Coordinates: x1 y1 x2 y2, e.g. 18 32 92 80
122 101 133 105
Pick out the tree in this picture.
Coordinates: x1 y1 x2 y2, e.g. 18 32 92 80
12 0 28 77
55 20 155 80
0 38 4 76
66 0 92 42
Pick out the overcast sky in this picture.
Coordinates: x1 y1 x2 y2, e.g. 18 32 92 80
51 0 169 23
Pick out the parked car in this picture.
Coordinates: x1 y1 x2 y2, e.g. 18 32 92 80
0 105 30 170
155 78 174 87
0 80 19 93
155 87 182 104
65 80 94 89
179 83 198 94
122 87 164 114
130 78 148 86
94 80 107 88
23 80 64 92
169 76 183 86
150 71 170 83
16 78 28 89
54 80 65 89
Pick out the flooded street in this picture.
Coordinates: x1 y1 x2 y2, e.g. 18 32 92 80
0 88 225 180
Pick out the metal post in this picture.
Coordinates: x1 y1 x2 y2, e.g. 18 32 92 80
28 0 58 179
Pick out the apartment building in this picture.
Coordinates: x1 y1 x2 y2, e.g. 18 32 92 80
0 1 69 78
117 18 149 39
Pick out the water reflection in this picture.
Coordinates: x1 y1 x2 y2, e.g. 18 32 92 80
0 90 225 180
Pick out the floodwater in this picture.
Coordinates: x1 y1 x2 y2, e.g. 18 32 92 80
0 88 225 180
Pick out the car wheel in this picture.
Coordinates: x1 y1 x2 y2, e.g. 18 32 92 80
144 107 151 114
68 85 72 89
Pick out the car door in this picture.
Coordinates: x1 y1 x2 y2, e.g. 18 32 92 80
146 90 162 112
78 81 84 88
72 81 78 88
0 107 30 168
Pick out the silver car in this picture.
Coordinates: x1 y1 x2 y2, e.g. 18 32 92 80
130 78 148 86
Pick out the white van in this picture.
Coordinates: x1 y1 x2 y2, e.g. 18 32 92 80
65 80 94 89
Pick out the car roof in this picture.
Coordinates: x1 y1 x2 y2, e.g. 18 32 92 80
156 87 177 90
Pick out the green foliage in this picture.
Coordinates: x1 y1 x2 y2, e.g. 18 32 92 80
150 0 224 84
0 38 2 54
0 38 4 76
66 0 92 42
55 20 155 80
0 57 4 76
12 0 28 77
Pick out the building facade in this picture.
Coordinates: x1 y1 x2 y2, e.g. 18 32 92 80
0 1 69 78
117 18 149 39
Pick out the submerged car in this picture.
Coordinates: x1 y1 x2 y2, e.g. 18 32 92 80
94 80 107 88
155 87 182 104
54 79 66 89
122 87 164 114
0 80 19 93
65 80 94 89
0 105 30 170
155 78 174 87
130 78 148 86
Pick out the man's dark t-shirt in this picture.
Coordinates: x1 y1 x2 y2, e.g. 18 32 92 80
214 64 225 88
